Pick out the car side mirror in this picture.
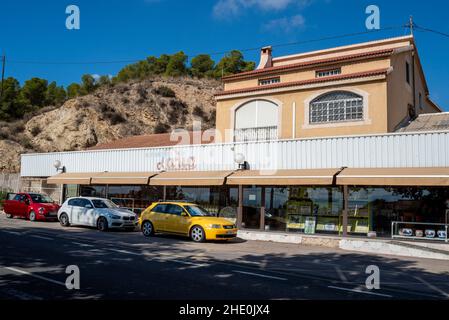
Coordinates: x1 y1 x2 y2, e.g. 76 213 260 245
181 212 189 217
85 204 93 209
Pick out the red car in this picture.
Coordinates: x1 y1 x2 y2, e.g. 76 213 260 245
2 193 60 221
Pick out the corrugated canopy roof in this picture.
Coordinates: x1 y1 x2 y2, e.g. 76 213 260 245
226 169 340 186
149 171 234 186
337 167 449 186
396 113 449 133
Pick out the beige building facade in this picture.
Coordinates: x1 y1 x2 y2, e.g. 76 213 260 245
215 36 441 142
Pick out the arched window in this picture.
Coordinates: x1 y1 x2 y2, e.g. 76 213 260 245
234 100 278 142
309 91 364 124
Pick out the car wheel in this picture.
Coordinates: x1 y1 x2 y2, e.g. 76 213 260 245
29 211 36 222
97 217 108 232
141 221 154 237
190 225 205 243
59 213 70 227
5 213 12 219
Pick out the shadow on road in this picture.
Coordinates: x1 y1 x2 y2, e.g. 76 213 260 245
1 222 449 300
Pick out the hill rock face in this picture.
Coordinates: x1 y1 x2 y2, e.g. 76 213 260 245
0 77 222 173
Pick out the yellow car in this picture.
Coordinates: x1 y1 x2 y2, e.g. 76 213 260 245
139 201 238 242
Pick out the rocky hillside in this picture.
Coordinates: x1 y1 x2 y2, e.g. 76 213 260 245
0 77 222 172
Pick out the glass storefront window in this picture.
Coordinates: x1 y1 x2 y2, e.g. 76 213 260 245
79 185 163 215
264 187 343 234
349 187 449 237
80 185 107 198
166 186 221 215
218 187 238 224
74 183 449 239
64 184 79 201
165 186 238 223
107 185 163 214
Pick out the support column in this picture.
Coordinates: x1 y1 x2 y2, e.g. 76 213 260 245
260 187 266 231
163 185 167 201
60 184 65 205
342 185 349 237
237 185 243 229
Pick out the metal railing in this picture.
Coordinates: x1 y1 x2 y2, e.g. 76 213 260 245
391 221 448 242
234 126 278 142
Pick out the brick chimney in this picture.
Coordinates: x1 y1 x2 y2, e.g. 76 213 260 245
256 46 272 70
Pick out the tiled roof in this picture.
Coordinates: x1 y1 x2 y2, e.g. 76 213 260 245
222 49 394 81
396 113 449 133
216 68 390 97
88 131 215 151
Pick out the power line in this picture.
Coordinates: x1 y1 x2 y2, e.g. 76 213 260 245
5 23 448 67
7 26 404 65
205 26 404 56
414 25 449 39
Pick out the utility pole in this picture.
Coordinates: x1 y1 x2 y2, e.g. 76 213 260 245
0 55 5 101
409 15 414 36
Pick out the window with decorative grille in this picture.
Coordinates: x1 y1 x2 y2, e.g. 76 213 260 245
309 91 364 124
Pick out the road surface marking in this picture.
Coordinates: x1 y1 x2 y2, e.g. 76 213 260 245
413 276 449 298
2 230 21 236
71 242 94 247
233 270 288 281
328 285 392 298
108 248 140 256
171 259 209 267
335 266 349 283
4 267 66 287
30 235 53 241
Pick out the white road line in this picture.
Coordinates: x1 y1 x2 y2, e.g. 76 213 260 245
108 248 140 256
413 276 449 298
4 267 66 287
1 230 21 236
328 285 393 298
30 235 53 241
171 259 210 267
335 266 349 283
71 242 94 247
233 270 288 281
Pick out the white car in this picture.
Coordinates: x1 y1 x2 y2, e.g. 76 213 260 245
58 197 137 231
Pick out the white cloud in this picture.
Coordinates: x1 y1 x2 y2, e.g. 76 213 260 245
263 14 306 33
213 0 312 19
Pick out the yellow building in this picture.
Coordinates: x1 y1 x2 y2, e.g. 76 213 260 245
215 36 441 143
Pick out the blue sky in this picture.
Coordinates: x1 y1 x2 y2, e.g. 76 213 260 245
1 0 449 110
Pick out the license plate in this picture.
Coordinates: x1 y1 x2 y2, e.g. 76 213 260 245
48 212 57 216
226 231 236 235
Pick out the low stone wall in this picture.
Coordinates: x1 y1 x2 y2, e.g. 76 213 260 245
339 239 449 260
237 230 449 260
0 173 20 192
20 177 62 203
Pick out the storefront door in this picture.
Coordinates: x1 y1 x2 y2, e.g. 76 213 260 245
242 187 262 230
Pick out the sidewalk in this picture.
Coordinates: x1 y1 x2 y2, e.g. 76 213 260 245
238 229 449 261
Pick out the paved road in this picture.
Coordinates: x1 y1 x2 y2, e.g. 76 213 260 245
1 214 448 300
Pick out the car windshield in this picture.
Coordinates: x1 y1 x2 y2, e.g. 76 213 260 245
184 205 212 217
29 194 53 203
91 199 118 209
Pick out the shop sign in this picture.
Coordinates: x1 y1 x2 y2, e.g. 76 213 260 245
156 153 196 171
304 216 317 234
